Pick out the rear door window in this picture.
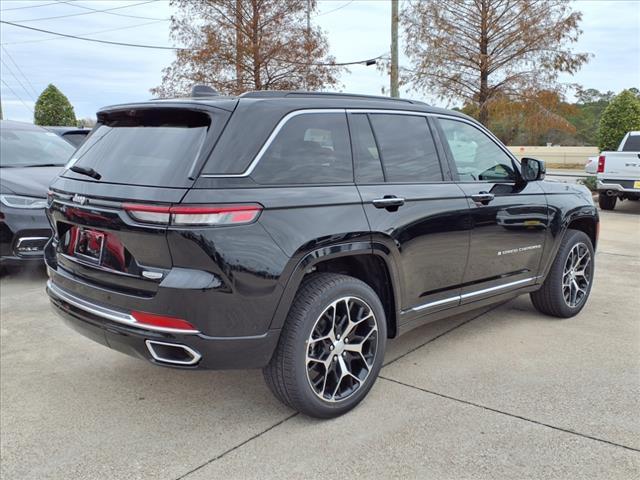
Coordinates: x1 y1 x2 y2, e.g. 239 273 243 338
251 112 352 184
63 108 214 187
368 114 443 182
349 114 384 183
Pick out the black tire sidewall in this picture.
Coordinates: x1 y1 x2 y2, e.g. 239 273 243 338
289 276 387 418
598 193 616 210
546 230 595 317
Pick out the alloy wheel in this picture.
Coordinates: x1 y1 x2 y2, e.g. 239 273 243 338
305 296 378 402
562 242 592 308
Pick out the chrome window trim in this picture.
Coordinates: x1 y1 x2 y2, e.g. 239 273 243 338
200 107 517 179
201 108 346 178
409 276 537 313
47 281 200 334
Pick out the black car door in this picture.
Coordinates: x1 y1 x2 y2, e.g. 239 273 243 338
349 111 471 321
434 116 548 304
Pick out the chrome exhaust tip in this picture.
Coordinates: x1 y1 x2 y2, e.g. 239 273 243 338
606 190 617 197
145 340 201 366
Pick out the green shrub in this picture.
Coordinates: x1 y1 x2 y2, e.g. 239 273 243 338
34 84 77 126
579 176 597 192
597 89 640 151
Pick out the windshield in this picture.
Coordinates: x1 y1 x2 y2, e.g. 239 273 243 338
0 127 75 167
64 108 211 187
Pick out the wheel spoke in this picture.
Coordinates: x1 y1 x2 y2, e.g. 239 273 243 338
305 296 378 403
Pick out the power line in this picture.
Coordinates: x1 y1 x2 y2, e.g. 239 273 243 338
1 20 181 50
0 57 35 102
1 45 39 97
1 19 167 46
0 1 63 12
9 0 165 23
0 20 383 66
0 78 34 114
58 0 169 21
315 1 355 17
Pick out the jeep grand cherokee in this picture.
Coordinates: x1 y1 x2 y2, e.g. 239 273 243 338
45 90 598 418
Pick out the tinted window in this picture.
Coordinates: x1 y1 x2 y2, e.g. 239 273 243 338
251 113 352 184
621 135 640 152
0 127 74 167
349 114 384 183
438 118 515 182
369 114 442 182
64 108 211 187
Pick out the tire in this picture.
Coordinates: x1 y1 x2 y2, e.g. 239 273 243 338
531 229 595 318
263 273 387 418
598 193 616 210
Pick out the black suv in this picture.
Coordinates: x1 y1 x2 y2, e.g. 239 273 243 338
45 91 598 418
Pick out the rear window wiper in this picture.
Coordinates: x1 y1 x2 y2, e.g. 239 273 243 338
69 165 102 180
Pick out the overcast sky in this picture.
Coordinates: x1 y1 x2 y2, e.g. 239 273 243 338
1 0 638 123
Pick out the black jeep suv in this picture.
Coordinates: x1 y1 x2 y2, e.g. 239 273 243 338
45 91 598 418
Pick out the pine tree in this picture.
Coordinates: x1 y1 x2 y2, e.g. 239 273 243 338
34 84 77 126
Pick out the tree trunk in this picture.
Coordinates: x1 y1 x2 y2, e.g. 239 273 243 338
251 0 261 90
235 0 243 94
478 0 489 126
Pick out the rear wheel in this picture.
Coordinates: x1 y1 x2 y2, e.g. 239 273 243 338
531 229 594 318
598 193 616 210
263 273 386 418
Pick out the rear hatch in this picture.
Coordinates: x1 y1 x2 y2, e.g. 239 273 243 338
48 103 232 296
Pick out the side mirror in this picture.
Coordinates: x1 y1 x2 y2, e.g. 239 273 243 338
521 157 545 182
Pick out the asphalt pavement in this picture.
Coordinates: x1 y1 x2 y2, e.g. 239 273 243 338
1 201 638 480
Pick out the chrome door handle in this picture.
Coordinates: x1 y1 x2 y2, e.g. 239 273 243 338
471 192 495 205
372 196 405 210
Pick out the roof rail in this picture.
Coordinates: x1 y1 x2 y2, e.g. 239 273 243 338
239 90 428 105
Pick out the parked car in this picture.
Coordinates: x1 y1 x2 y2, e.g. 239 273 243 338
45 126 91 147
1 120 75 267
45 90 598 418
596 131 640 210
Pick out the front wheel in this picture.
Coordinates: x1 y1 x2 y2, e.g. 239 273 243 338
531 229 595 318
263 273 386 418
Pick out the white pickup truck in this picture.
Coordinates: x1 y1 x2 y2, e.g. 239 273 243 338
596 131 640 210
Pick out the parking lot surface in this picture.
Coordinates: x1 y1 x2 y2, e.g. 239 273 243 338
1 202 639 480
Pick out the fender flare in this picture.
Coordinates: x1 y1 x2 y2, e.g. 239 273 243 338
268 240 402 332
539 207 598 281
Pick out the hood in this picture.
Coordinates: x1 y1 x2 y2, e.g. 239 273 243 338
0 166 63 197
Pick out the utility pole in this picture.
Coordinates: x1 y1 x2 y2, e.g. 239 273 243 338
390 0 399 98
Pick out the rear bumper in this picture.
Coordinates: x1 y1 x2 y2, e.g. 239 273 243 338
47 279 281 370
597 180 640 195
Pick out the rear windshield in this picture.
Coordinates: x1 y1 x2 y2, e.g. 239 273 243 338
64 108 211 186
1 127 75 167
621 135 640 152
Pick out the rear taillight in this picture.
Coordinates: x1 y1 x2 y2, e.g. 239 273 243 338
123 204 262 226
131 310 198 332
597 155 605 173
